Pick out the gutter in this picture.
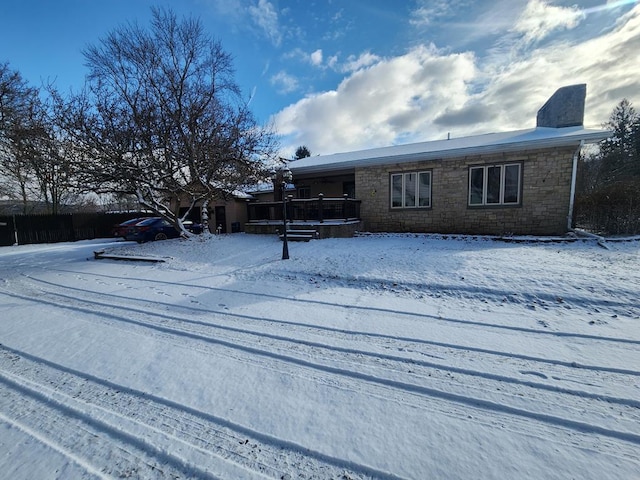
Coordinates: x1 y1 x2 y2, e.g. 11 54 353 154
567 140 584 231
568 143 610 250
571 228 609 249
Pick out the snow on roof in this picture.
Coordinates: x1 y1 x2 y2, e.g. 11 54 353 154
289 126 611 175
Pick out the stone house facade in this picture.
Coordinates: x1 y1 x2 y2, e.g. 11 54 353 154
355 146 576 235
288 85 611 236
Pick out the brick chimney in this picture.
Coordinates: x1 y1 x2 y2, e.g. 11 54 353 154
536 84 586 128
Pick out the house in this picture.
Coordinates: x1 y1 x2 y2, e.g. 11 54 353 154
174 191 252 234
247 84 611 237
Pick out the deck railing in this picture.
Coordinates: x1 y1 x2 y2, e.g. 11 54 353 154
247 195 361 223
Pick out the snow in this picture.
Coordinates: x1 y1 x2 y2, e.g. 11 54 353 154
0 232 638 479
289 126 611 174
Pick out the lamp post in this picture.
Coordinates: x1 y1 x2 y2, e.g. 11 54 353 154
272 167 293 260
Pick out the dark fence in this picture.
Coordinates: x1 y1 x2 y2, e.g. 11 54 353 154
574 181 640 235
247 196 361 223
0 212 145 247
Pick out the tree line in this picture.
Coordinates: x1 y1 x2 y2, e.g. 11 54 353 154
0 7 278 233
575 99 640 234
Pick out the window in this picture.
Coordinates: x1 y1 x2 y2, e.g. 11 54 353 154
468 163 521 206
297 186 310 199
391 171 431 208
343 181 356 198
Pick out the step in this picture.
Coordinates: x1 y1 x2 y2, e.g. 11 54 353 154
278 230 317 242
93 251 166 262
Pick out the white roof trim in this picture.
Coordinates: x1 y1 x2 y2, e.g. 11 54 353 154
290 126 611 175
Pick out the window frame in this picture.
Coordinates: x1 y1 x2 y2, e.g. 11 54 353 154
297 186 311 199
390 170 432 209
468 163 522 207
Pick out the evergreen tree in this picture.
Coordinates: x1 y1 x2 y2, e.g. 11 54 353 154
575 99 640 234
598 99 640 181
294 145 311 160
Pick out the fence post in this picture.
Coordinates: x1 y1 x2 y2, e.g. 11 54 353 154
342 194 348 220
318 193 324 223
13 214 18 245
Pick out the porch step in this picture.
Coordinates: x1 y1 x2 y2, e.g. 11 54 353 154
278 229 319 242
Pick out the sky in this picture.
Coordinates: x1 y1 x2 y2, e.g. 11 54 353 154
1 0 639 157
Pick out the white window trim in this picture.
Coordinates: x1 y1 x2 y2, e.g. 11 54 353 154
390 171 432 209
468 163 521 206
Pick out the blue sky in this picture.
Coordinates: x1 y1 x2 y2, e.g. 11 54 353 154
1 0 639 157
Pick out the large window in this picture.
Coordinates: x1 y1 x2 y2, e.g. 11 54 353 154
391 171 431 208
469 163 521 206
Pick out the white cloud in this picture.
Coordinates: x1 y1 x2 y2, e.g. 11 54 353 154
206 0 244 19
272 4 640 156
512 0 584 45
283 48 326 67
260 60 271 77
310 49 323 67
410 0 464 27
274 45 477 154
340 52 382 73
270 70 299 94
481 4 640 129
248 0 282 47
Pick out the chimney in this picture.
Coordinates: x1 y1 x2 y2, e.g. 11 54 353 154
536 84 586 128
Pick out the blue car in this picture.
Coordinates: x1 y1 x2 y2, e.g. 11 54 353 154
182 220 204 234
124 217 204 242
111 217 150 238
125 217 182 243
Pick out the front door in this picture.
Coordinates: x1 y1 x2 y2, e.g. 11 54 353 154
215 206 227 233
343 181 356 198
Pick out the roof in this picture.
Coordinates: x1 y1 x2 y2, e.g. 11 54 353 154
289 126 611 175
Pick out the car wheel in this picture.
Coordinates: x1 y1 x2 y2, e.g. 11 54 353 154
155 232 168 241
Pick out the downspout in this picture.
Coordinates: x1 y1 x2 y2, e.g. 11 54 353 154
567 140 584 231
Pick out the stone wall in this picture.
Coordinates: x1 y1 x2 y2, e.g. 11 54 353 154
355 146 577 235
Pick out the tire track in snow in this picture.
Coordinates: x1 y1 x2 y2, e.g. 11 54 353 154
0 371 224 480
5 279 640 420
0 411 108 480
0 346 403 480
2 286 640 459
11 278 640 407
30 286 640 410
18 274 640 376
31 270 640 346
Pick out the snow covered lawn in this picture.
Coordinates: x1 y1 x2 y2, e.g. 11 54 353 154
0 233 638 479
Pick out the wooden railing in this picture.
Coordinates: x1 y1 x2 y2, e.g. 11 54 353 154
247 195 361 223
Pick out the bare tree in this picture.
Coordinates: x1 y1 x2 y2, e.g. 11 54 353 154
62 8 278 233
0 63 40 213
0 64 77 214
